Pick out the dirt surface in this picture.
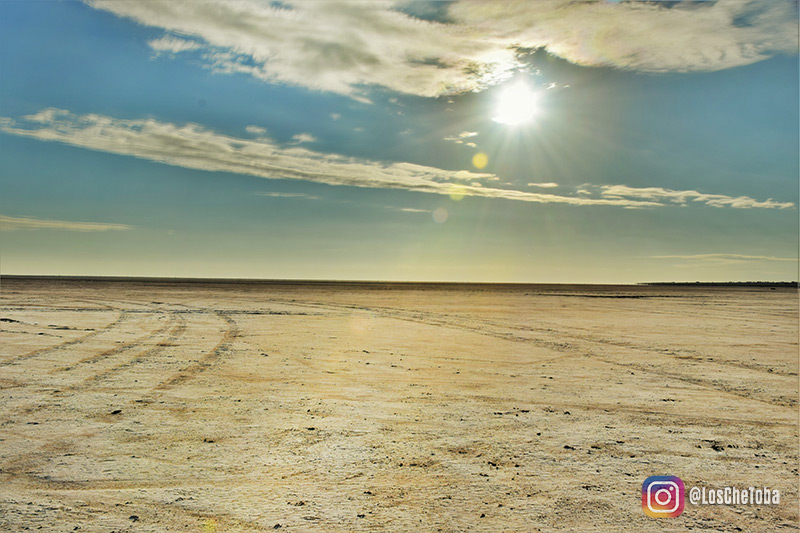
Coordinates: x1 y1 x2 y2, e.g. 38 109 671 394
0 278 797 531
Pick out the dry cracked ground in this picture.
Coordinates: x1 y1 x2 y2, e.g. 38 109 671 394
0 278 797 531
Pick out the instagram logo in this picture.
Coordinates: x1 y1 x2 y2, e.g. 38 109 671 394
642 476 684 517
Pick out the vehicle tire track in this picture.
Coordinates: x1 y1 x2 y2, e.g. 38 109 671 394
152 311 239 391
268 298 797 410
0 307 128 367
79 313 188 387
52 314 176 374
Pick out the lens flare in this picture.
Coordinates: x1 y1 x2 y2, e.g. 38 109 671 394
472 152 489 169
449 184 467 201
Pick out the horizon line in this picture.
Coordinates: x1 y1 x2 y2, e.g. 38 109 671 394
1 274 796 287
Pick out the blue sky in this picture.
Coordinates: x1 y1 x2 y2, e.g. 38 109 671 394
1 0 798 282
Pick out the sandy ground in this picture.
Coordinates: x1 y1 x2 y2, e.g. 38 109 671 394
0 278 797 532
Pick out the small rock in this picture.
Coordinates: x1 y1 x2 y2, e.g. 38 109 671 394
563 445 576 450
128 516 139 522
110 410 122 415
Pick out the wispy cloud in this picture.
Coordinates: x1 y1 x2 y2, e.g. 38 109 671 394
1 215 133 232
88 0 518 99
86 0 797 99
444 131 480 145
147 35 202 54
650 253 798 264
391 206 428 214
256 192 321 200
245 125 267 136
291 133 317 144
450 0 798 74
528 182 558 189
600 185 794 210
1 109 791 210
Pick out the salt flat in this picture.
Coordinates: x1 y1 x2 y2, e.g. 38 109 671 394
0 278 797 531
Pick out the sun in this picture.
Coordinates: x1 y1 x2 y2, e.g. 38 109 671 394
492 81 540 126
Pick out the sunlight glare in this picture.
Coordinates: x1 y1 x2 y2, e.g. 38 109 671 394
492 82 540 126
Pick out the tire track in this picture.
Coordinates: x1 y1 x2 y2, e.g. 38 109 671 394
0 307 191 501
267 298 797 410
2 308 182 420
52 314 175 373
79 313 188 387
0 307 128 367
3 470 272 531
472 395 798 428
152 311 239 391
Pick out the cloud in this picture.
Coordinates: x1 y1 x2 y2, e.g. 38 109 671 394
256 192 321 200
1 215 133 232
0 108 791 210
291 133 317 144
600 185 794 210
85 0 797 99
394 207 428 213
245 125 267 136
87 0 519 99
450 0 798 74
147 35 202 54
444 131 480 145
649 254 798 264
528 182 558 189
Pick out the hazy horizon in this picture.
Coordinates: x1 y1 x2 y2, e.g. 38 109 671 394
1 274 796 287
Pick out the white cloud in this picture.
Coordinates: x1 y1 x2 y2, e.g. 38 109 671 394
245 125 267 136
87 0 518 99
650 254 798 264
444 131 480 145
389 206 428 213
256 192 321 200
0 109 791 210
600 184 794 210
147 35 202 54
450 0 798 74
291 133 317 144
86 0 797 99
528 182 558 189
330 113 341 121
1 215 133 232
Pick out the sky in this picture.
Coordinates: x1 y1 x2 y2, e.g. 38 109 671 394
0 0 798 283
